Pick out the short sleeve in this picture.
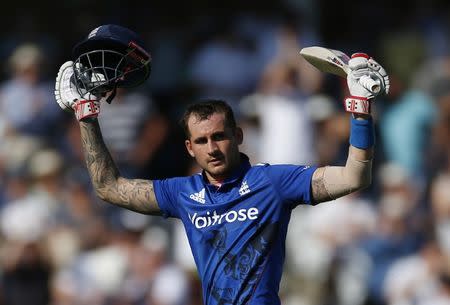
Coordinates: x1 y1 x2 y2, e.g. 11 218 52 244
153 177 186 219
265 165 317 208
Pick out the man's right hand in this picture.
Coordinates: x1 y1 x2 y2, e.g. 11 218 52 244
54 61 101 121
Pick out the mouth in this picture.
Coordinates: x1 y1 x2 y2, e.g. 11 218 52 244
208 157 224 165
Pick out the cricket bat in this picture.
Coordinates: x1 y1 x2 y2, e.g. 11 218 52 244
300 46 380 93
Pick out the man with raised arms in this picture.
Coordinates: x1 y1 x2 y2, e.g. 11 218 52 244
55 24 389 305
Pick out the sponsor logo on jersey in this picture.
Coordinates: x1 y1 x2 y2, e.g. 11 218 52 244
189 188 206 204
188 208 259 229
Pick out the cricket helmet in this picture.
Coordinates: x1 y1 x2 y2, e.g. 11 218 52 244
72 24 151 96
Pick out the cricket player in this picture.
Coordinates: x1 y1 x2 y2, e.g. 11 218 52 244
55 25 389 305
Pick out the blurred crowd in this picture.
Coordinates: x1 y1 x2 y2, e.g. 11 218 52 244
0 1 450 305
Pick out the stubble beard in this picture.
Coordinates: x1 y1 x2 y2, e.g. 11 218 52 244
205 162 228 181
206 153 240 181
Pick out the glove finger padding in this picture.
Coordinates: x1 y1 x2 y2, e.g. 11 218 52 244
55 61 76 111
347 56 375 99
368 58 390 95
348 55 389 97
349 54 369 72
54 61 101 121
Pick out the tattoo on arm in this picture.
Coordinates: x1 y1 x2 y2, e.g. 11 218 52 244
311 167 333 204
79 120 161 215
80 121 119 194
116 178 161 215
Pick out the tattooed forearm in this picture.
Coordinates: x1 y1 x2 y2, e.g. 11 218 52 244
79 120 161 215
80 120 119 195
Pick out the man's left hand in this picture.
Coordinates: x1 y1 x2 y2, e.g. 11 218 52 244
345 53 389 115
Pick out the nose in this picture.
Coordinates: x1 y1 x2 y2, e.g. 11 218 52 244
207 140 219 154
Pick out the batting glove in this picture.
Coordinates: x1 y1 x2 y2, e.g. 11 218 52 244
55 61 101 121
345 53 389 115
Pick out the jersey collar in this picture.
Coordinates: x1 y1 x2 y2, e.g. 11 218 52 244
202 153 251 191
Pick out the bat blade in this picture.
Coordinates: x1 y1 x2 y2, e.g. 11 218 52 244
300 46 350 78
300 46 381 94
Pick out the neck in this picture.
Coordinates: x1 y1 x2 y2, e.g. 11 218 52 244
205 156 242 186
205 172 226 187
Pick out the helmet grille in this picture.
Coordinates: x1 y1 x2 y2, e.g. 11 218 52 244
73 48 148 96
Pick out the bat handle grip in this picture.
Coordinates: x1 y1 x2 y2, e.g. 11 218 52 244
359 75 380 94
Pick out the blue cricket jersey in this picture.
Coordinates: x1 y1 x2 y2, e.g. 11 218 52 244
153 154 317 305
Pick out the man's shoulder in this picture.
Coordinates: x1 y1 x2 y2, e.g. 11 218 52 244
156 173 202 184
156 173 207 192
248 163 316 179
246 162 269 176
249 162 312 171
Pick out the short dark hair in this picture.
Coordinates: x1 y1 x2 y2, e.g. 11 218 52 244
180 99 237 138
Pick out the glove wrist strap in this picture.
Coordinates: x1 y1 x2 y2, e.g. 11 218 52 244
344 96 371 115
73 99 100 121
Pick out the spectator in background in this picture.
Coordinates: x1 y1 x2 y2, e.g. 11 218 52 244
141 227 190 305
238 23 322 165
428 77 450 173
99 88 169 177
430 173 450 257
50 223 126 305
383 170 450 305
0 149 65 242
378 32 437 181
0 241 51 305
418 271 450 305
305 94 348 167
284 191 377 305
0 149 66 305
396 173 450 305
0 43 64 141
45 167 106 272
383 237 445 305
0 134 42 205
188 20 260 107
359 162 424 305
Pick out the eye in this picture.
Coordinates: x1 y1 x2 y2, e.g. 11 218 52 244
212 132 226 141
194 137 207 144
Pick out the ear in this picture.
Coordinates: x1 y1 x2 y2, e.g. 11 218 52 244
185 139 195 157
235 127 243 145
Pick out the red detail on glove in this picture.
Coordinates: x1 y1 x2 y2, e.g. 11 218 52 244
73 99 100 121
344 96 371 115
351 53 370 59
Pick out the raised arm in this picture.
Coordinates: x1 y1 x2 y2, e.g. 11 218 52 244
80 120 161 215
55 61 161 215
311 54 389 204
311 117 374 203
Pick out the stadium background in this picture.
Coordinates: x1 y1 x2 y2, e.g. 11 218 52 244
0 0 449 304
